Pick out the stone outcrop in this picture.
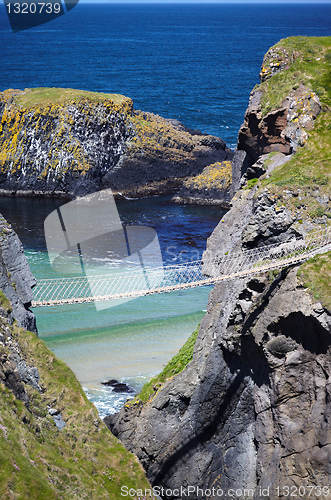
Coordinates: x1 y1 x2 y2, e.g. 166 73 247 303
0 88 231 199
108 187 331 499
172 160 232 206
259 44 299 82
237 87 321 164
0 214 36 333
236 39 322 167
0 213 39 403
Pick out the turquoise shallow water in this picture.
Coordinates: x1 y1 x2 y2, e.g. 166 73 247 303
36 291 210 417
0 196 221 417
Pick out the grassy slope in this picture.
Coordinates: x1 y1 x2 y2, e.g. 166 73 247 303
256 36 331 309
297 251 331 310
0 299 155 499
11 87 129 108
0 88 220 192
259 36 331 114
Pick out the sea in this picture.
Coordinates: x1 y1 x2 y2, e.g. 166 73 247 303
0 2 330 417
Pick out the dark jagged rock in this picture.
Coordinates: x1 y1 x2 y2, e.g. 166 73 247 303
102 379 135 393
230 149 250 196
0 213 40 403
237 88 321 164
109 188 331 498
237 90 291 162
0 215 37 333
109 37 331 499
0 348 29 403
101 379 118 386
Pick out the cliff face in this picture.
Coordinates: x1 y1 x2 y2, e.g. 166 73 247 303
237 88 321 163
236 36 328 168
0 215 157 499
109 189 331 498
0 215 36 333
0 88 231 198
108 36 331 499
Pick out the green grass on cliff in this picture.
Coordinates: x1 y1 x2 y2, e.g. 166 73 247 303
254 37 331 305
0 303 155 499
297 251 331 310
131 325 199 405
259 36 331 115
262 111 331 194
0 290 12 314
257 37 331 224
12 87 129 109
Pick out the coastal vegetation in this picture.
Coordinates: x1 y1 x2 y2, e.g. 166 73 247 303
183 161 232 191
172 160 233 204
259 36 331 114
0 88 133 184
0 88 229 198
0 294 155 499
297 251 331 310
6 87 130 109
252 37 331 226
0 35 330 498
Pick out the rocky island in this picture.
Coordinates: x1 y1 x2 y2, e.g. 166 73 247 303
0 88 232 200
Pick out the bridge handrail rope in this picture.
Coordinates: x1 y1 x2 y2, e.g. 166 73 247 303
31 227 331 307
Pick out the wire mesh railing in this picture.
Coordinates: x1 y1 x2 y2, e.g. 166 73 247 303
31 227 331 307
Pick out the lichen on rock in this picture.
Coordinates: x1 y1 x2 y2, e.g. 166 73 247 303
172 160 232 206
0 88 231 199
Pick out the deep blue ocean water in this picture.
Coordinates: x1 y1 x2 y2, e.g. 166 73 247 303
0 3 330 147
0 3 330 415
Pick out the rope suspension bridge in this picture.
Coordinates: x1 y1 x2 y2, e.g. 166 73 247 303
31 227 331 308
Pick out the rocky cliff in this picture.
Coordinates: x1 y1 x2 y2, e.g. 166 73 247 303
233 36 329 191
107 36 331 499
0 215 36 333
0 88 231 199
0 215 157 499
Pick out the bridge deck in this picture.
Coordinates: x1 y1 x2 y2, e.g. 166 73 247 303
31 228 331 307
